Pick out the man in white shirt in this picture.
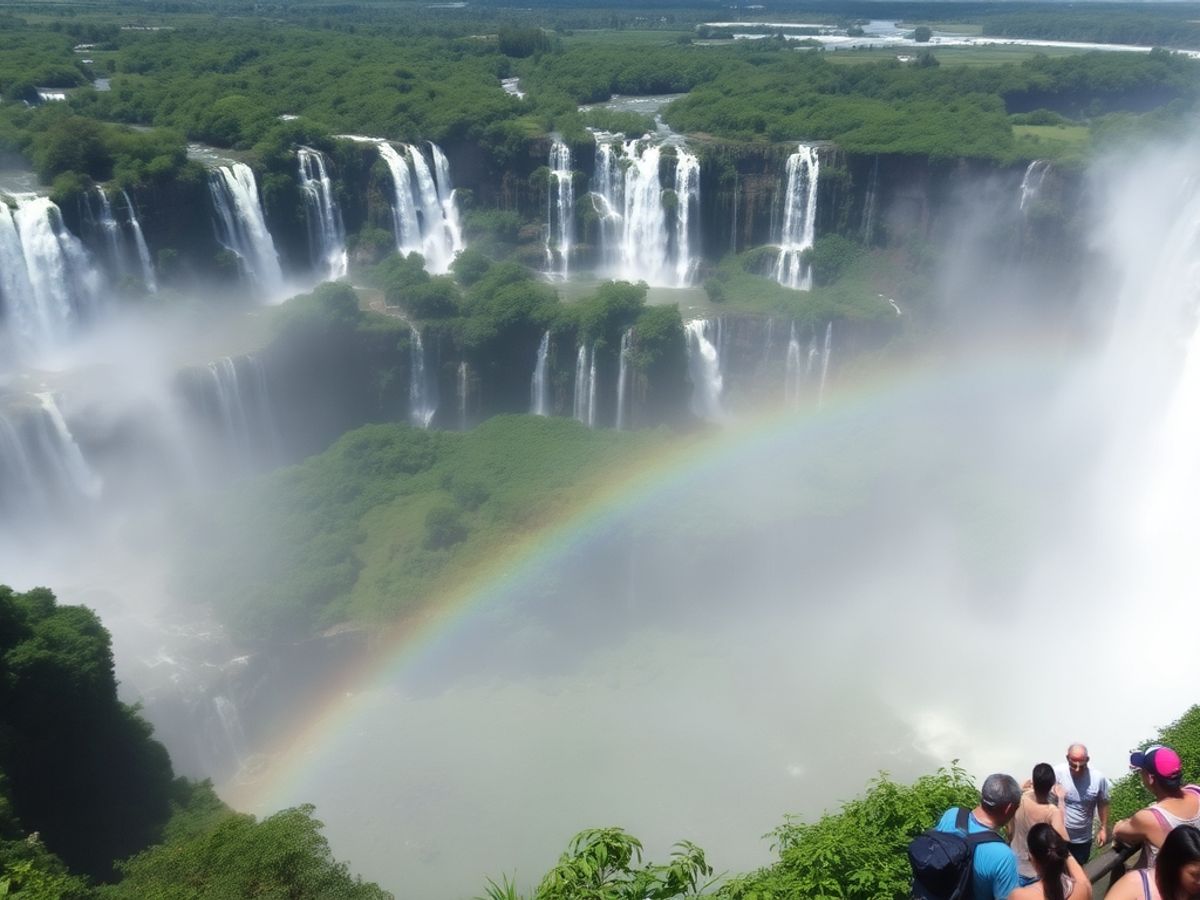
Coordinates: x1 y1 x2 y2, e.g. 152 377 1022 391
1055 742 1111 865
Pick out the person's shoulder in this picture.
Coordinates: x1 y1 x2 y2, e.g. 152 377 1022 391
975 839 1017 870
935 807 959 831
1107 867 1152 900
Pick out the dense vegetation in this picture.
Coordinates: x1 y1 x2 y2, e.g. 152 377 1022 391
178 404 674 638
662 48 1199 161
480 704 1200 899
0 585 390 898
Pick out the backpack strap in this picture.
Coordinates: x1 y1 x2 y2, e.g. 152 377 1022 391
955 807 1005 846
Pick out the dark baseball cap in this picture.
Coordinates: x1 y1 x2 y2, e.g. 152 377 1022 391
1130 745 1183 783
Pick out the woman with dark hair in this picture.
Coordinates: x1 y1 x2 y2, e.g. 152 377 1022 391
1010 823 1093 900
1011 763 1070 886
1108 824 1200 900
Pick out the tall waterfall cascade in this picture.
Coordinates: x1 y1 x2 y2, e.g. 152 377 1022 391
785 322 803 409
684 319 725 421
409 327 439 428
122 191 158 293
615 328 633 430
1019 160 1051 213
297 147 348 281
35 392 103 500
89 187 125 279
377 142 464 275
589 134 700 288
203 355 278 465
0 397 104 515
0 193 102 352
775 144 821 291
530 331 551 416
208 163 285 299
457 361 469 430
818 321 833 408
545 140 575 278
85 187 158 293
573 343 598 427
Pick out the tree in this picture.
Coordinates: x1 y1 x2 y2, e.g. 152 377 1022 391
719 766 978 899
30 116 112 182
481 828 713 900
104 805 392 899
424 505 468 550
0 586 175 880
913 25 932 42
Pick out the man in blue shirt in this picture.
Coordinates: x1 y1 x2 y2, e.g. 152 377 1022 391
934 773 1022 900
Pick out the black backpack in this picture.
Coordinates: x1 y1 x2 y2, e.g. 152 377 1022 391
908 807 1005 900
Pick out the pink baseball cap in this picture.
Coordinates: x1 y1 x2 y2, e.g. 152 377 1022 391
1130 745 1183 783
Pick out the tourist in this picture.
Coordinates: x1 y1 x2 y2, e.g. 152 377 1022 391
1057 743 1111 864
1114 745 1200 868
1106 824 1200 900
1011 764 1070 886
931 773 1023 900
1009 823 1092 900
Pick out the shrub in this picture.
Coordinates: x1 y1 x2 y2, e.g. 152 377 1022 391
424 505 468 550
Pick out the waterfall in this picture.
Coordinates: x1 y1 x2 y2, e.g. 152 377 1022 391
673 150 700 286
409 145 454 274
785 322 803 409
208 163 285 299
587 342 598 428
775 144 821 291
615 328 633 430
409 327 438 428
379 143 422 258
457 361 469 430
0 413 41 513
429 143 464 257
573 343 590 424
121 190 157 292
684 319 724 421
0 194 101 351
530 331 551 416
545 140 575 278
590 136 700 288
208 357 252 460
818 321 833 408
35 392 103 500
201 355 277 466
377 143 463 275
297 146 348 281
862 155 881 243
90 187 126 279
213 695 248 770
1019 160 1051 212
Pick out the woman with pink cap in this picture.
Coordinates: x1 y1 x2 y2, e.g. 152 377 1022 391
1113 745 1200 869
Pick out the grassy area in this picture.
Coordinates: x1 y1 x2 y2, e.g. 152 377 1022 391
562 29 696 47
822 44 1094 66
178 416 678 637
1013 123 1090 160
708 249 927 324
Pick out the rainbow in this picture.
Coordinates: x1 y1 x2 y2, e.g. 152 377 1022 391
228 341 1080 815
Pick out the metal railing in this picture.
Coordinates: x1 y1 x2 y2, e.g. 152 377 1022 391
1084 842 1140 896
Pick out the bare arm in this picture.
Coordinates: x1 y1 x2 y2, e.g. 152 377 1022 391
1050 804 1069 841
1112 809 1154 847
1066 853 1093 900
1097 799 1111 846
